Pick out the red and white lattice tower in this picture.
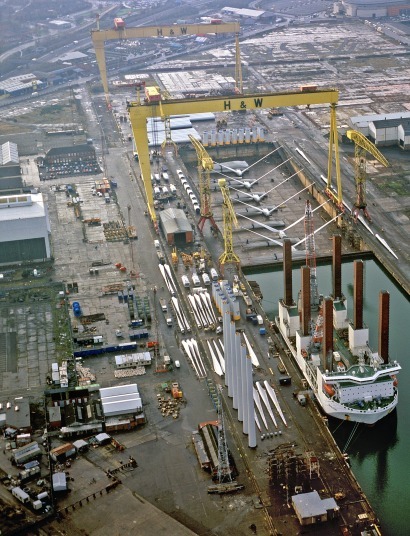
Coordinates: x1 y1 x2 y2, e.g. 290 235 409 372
304 200 320 310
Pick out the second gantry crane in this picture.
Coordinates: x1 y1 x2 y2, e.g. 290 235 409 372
346 129 389 222
188 135 218 234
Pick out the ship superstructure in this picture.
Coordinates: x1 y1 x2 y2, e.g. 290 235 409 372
276 235 400 425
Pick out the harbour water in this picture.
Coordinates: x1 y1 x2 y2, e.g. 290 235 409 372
245 258 410 536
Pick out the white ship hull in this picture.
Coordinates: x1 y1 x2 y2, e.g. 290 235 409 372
276 316 400 425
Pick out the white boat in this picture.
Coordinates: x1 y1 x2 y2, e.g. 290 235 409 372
276 244 400 425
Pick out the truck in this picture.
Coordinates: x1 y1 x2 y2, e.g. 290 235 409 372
159 298 167 312
171 382 183 399
104 193 110 203
296 393 307 406
181 275 190 288
166 317 173 327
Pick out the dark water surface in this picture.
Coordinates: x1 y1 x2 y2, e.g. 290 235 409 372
245 259 410 536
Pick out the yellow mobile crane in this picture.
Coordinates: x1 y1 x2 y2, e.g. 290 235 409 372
91 20 242 107
346 129 389 222
127 88 341 228
188 135 218 234
218 178 240 272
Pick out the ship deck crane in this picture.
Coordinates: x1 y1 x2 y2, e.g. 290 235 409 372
188 135 218 234
127 88 341 228
346 129 389 222
218 178 240 272
91 22 242 107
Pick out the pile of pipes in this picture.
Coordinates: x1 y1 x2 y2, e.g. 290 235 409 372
188 291 217 329
158 264 178 295
171 296 191 334
207 339 225 377
114 367 145 378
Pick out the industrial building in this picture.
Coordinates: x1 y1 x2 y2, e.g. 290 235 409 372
221 7 266 21
369 118 410 148
99 384 145 432
0 74 43 97
348 112 410 148
115 352 152 368
0 397 31 433
37 144 100 178
46 387 103 437
159 208 194 246
52 472 67 492
292 491 339 526
0 193 51 265
337 0 410 17
0 141 23 190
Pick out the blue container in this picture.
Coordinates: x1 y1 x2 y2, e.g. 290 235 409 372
259 327 266 336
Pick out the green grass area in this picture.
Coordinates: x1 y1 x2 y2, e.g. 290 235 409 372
0 120 31 135
377 177 410 196
17 100 81 125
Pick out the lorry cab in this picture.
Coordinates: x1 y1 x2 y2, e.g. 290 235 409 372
192 273 201 287
181 275 190 288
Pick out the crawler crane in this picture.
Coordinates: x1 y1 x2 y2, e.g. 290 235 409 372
346 130 389 222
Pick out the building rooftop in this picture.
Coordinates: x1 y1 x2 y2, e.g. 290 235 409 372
292 490 338 518
160 208 193 235
100 384 139 398
0 193 45 222
100 384 142 417
0 142 19 165
0 397 31 431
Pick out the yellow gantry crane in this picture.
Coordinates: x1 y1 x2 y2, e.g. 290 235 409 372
128 88 341 228
91 21 242 107
346 129 389 222
218 178 240 271
188 135 218 234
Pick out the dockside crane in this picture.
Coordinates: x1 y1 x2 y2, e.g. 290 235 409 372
128 88 341 228
188 135 218 234
218 179 240 272
91 21 242 107
208 387 244 494
346 129 389 222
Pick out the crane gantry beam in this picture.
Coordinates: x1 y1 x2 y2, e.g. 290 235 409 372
346 129 389 222
127 88 341 227
91 22 242 105
218 178 240 271
188 135 218 234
